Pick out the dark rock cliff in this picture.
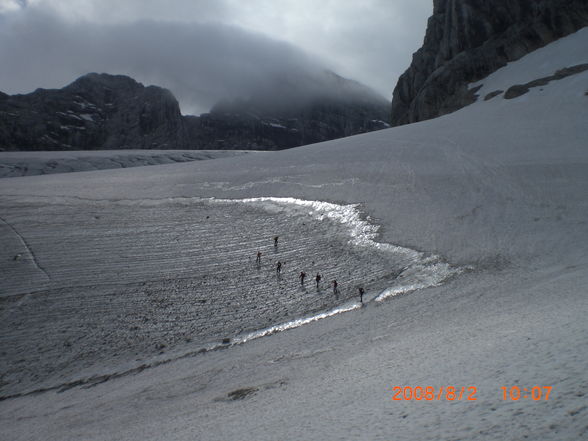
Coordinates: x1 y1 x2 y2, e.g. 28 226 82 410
390 0 588 126
0 72 389 151
0 73 187 150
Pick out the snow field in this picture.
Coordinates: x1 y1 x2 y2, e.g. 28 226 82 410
0 195 455 399
1 27 588 441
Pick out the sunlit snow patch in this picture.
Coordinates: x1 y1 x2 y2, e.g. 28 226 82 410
235 303 360 344
216 196 462 303
202 196 463 350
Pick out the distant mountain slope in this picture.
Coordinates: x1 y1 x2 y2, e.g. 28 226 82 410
0 72 389 151
185 70 390 151
390 0 588 126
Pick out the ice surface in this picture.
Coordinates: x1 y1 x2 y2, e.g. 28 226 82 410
0 194 458 399
1 29 588 441
0 150 250 178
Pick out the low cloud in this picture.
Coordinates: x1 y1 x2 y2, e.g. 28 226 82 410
0 7 332 114
0 1 432 114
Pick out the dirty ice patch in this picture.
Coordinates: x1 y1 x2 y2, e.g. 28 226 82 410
216 196 463 301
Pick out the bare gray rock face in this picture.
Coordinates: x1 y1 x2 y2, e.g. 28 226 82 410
390 0 588 126
0 73 188 150
0 72 390 151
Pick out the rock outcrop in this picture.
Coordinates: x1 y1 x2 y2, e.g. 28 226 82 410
390 0 588 126
0 72 389 151
502 63 588 99
0 73 188 150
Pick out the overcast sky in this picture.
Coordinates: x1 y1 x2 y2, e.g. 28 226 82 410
0 0 432 114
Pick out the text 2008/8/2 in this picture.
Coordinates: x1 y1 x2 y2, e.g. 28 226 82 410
392 386 477 401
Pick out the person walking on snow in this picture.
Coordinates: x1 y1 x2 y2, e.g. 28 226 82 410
315 273 321 289
299 271 306 285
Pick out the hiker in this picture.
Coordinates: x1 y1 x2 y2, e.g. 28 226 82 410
276 261 282 274
332 280 338 295
299 271 306 285
315 273 321 288
359 287 365 303
274 236 279 247
256 251 262 264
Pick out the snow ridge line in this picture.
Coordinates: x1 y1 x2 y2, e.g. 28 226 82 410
0 215 51 281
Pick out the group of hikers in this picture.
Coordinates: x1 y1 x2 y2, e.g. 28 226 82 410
256 236 366 304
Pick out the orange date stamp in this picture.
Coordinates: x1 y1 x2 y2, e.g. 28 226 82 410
392 386 477 401
500 386 552 401
392 386 553 401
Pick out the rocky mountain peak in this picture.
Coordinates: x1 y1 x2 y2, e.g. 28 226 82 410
0 71 389 151
0 73 186 150
68 72 142 88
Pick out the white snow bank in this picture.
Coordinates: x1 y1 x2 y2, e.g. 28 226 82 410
471 27 588 97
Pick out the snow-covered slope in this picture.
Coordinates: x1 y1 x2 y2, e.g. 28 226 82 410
1 29 587 441
471 27 588 97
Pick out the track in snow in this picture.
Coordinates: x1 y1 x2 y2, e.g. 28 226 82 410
0 196 456 398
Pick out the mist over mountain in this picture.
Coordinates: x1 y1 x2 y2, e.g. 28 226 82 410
0 7 335 115
0 0 432 111
0 4 393 151
185 69 390 151
0 71 389 151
